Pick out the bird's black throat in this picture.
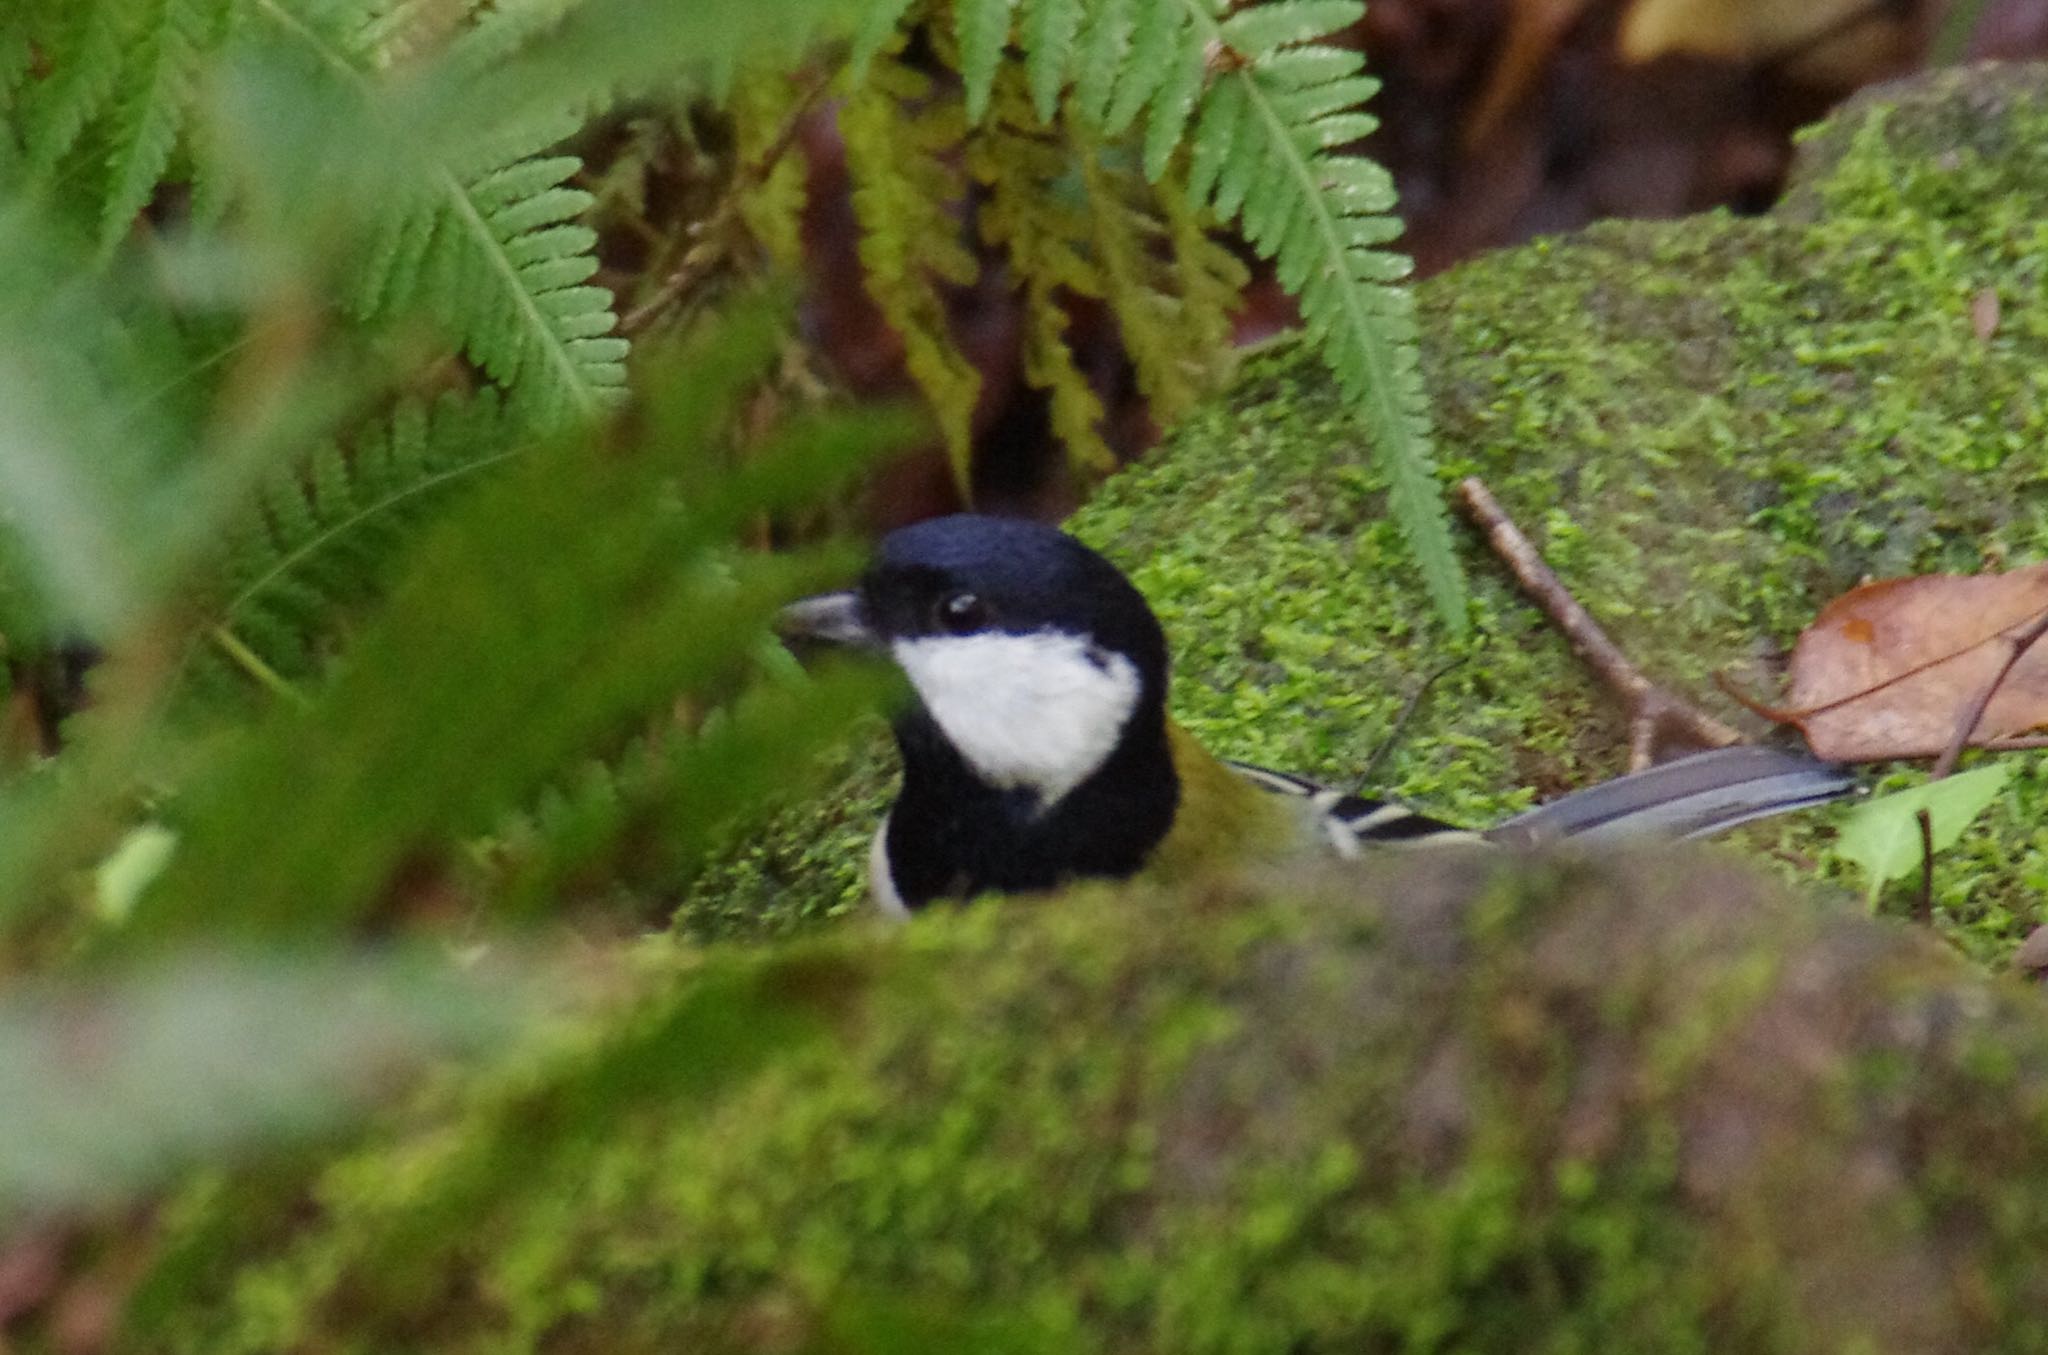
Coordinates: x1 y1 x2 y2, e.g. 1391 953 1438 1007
883 705 1180 908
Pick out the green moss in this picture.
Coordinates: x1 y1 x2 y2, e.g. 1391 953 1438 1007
687 63 2048 960
151 853 2048 1353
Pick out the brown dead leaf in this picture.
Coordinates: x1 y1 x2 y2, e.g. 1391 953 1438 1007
1779 565 2048 760
1619 0 1913 86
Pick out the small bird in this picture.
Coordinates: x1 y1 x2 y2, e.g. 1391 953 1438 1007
780 514 1854 915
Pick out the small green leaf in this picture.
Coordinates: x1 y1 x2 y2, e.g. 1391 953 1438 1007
1835 764 2013 908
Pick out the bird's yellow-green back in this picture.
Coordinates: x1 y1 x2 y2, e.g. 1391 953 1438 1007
1146 722 1306 884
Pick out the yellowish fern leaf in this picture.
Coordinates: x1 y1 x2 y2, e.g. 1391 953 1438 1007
1078 146 1244 426
840 53 982 485
970 68 1112 469
730 73 810 272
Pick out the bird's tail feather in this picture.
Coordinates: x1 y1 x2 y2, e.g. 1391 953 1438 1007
1485 745 1856 847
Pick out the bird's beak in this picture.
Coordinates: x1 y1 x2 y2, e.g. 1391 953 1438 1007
776 590 882 651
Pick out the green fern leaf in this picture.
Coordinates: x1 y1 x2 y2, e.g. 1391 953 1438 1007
1018 0 1081 122
189 391 524 705
1071 0 1132 128
1214 0 1362 52
1181 0 1466 629
20 0 136 173
971 66 1244 468
488 663 890 917
851 0 922 67
1196 14 1474 626
1080 148 1244 427
974 0 1463 625
1183 70 1243 204
0 2 54 113
955 0 1016 122
98 0 225 253
1102 0 1179 134
1138 12 1205 177
971 73 1109 466
350 0 481 68
731 74 811 271
346 116 627 425
840 54 981 483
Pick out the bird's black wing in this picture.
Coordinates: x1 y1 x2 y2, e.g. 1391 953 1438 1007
1486 745 1856 845
1228 745 1854 857
1224 760 1481 856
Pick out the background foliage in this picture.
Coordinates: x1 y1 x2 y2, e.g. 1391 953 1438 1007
2 0 2044 1345
0 0 1452 1341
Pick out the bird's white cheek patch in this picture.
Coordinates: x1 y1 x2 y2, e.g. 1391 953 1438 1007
892 631 1141 807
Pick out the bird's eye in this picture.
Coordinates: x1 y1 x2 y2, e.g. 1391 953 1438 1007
935 590 989 634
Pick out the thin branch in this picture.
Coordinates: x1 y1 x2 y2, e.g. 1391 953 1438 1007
620 72 832 338
1355 657 1463 788
1458 477 1744 770
1931 607 2048 778
1913 806 1935 927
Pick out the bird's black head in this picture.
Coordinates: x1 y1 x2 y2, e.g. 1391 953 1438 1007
860 514 1168 681
780 515 1179 903
780 514 1171 701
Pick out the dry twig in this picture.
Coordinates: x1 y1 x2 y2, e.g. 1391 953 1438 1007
1930 607 2048 778
619 72 832 337
1458 477 1745 770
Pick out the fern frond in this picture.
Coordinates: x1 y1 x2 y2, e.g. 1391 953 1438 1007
969 74 1108 465
729 73 811 272
18 0 138 175
972 0 1467 629
1077 146 1245 427
955 0 1016 121
486 663 889 917
850 0 923 68
840 50 981 481
348 0 490 69
1071 0 1132 128
1018 0 1081 122
0 2 55 115
98 0 227 252
250 6 626 427
9 2 623 422
967 64 1244 470
187 391 522 706
1192 2 1464 627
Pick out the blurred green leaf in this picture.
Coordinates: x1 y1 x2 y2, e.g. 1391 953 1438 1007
492 659 901 917
0 200 186 635
122 313 907 946
0 949 563 1225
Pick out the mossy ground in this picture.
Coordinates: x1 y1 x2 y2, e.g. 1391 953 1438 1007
148 66 2048 1355
154 854 2048 1354
688 64 2048 962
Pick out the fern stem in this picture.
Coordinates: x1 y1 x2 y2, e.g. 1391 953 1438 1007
210 625 312 709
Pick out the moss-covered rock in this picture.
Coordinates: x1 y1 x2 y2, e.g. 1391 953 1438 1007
158 852 2048 1353
684 63 2048 959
